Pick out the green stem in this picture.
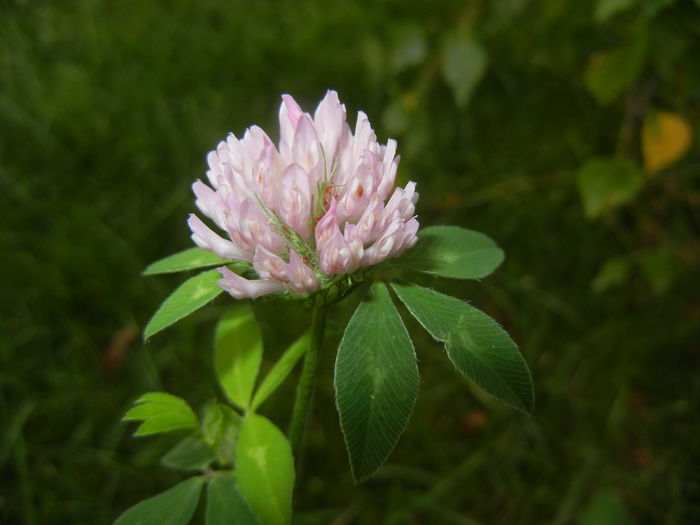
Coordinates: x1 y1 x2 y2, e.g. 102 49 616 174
288 304 327 456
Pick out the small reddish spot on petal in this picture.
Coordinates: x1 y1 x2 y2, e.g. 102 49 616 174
356 185 364 198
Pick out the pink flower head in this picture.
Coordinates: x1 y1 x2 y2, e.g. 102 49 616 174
189 91 419 299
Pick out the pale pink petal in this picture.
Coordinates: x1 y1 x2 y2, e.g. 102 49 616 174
353 111 375 158
343 223 365 265
217 266 284 299
376 139 399 200
282 95 304 127
313 90 346 172
287 250 319 294
192 180 227 230
252 142 281 210
361 215 418 266
225 133 245 172
314 197 340 250
337 159 375 223
403 181 419 204
355 195 386 245
279 163 312 239
292 114 323 179
401 218 420 249
362 218 403 266
188 214 251 261
205 151 224 188
319 229 356 275
236 198 286 253
253 245 288 281
279 94 304 158
384 181 418 221
242 126 274 165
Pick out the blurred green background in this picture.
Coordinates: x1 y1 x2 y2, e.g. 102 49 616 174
2 0 699 523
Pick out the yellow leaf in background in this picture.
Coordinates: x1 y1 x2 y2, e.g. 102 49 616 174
642 111 693 174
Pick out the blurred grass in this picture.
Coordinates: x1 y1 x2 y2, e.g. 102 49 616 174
1 0 699 523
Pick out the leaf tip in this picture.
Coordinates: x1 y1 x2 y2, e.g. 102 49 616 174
142 324 156 342
350 466 376 485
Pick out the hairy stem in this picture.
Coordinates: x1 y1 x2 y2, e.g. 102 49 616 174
288 304 327 457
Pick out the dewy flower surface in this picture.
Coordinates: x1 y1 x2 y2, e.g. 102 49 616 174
188 91 419 300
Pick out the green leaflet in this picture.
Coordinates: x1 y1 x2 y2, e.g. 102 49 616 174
392 282 534 413
235 414 295 525
144 269 223 340
123 392 198 437
251 331 309 411
401 225 504 280
202 401 242 467
143 247 233 275
161 438 215 471
114 477 204 525
214 307 263 409
206 473 262 525
334 282 419 482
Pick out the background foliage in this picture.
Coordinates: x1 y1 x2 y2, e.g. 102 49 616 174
2 0 699 523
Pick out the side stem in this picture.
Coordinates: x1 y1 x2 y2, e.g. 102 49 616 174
288 304 327 456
